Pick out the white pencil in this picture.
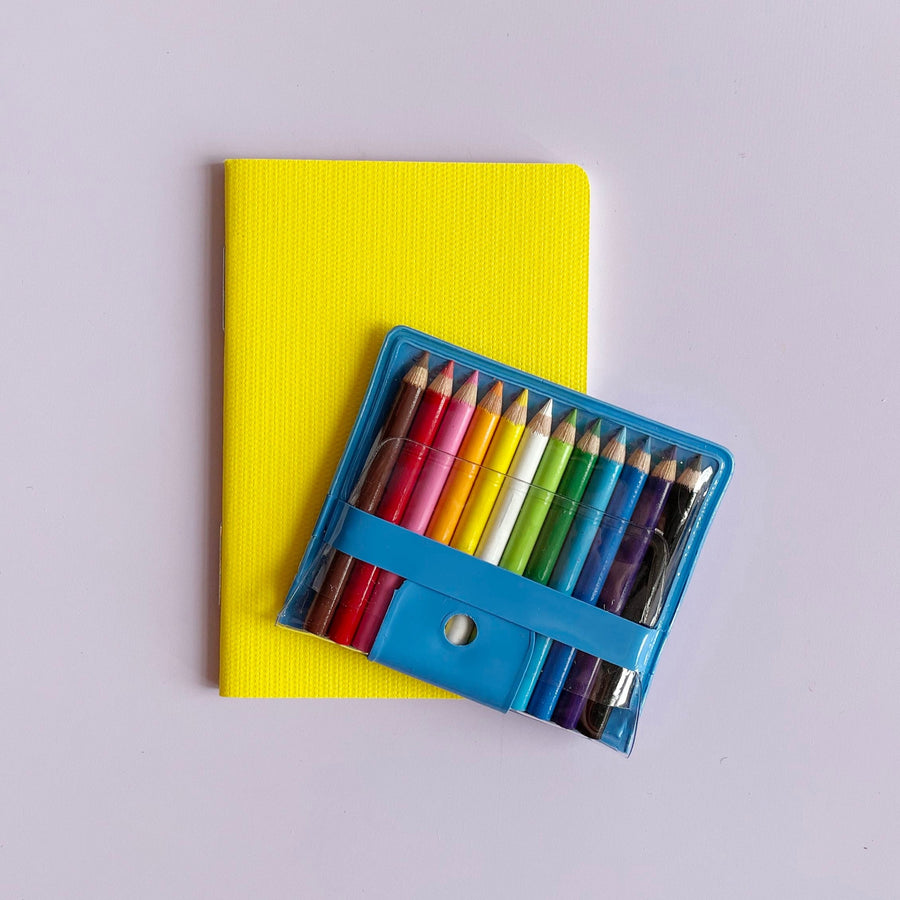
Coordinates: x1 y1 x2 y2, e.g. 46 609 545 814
475 399 553 565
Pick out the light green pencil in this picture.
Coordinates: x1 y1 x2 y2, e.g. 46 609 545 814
498 409 577 575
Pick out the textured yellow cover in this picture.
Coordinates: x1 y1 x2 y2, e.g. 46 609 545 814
221 159 589 697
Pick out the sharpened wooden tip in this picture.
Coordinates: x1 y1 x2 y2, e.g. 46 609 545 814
478 380 504 416
651 445 678 482
528 399 553 437
676 454 705 490
404 353 430 390
626 439 651 474
576 419 601 456
504 389 529 427
453 370 479 406
428 360 454 397
551 409 577 445
601 427 626 464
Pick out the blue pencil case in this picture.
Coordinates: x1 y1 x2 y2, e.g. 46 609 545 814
279 326 733 754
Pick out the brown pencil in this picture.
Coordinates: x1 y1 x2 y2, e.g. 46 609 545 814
302 352 430 635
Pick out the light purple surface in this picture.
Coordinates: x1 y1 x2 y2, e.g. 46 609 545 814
2 3 899 897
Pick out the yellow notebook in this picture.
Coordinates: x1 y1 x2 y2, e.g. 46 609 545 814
221 159 590 697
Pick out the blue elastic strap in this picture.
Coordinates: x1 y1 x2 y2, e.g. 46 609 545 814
331 504 661 675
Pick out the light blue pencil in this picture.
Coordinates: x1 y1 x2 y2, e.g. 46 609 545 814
527 436 650 720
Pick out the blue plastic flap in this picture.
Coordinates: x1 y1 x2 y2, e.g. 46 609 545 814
369 581 535 711
330 504 662 674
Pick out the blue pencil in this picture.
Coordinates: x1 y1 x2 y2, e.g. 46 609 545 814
526 437 651 720
510 428 626 711
554 445 678 730
547 428 628 595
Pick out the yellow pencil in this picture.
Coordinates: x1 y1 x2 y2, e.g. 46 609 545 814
426 380 504 544
450 389 529 555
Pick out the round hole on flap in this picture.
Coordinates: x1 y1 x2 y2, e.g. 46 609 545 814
444 614 477 646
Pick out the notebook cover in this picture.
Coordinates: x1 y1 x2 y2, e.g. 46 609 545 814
221 159 589 697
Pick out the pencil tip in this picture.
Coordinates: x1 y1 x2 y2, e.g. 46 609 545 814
563 409 577 425
677 455 707 489
553 410 577 444
626 440 651 472
601 428 627 463
478 379 504 414
404 353 431 389
429 360 454 396
454 370 479 405
652 445 678 480
530 400 553 436
577 423 601 453
504 389 529 426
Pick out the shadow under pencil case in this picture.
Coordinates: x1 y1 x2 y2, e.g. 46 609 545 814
278 326 733 754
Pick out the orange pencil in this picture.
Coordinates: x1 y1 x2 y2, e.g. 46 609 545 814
425 381 504 544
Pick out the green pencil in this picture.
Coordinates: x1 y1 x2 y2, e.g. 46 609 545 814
499 409 577 575
522 419 602 585
508 419 604 713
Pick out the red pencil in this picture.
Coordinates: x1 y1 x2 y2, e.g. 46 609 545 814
351 371 479 653
327 360 455 645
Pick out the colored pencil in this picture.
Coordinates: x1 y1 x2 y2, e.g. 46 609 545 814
553 445 677 729
475 400 554 565
350 372 480 653
620 455 709 627
442 390 528 645
595 445 678 615
327 361 454 645
425 381 504 544
579 456 709 739
520 428 626 715
508 420 601 711
522 420 603 585
302 353 430 635
398 372 481 534
547 429 627 595
499 409 577 574
526 436 647 721
444 398 551 645
450 390 528 556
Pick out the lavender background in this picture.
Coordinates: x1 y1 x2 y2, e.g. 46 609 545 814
2 3 898 897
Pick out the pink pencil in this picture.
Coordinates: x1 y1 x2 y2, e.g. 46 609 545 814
351 370 480 652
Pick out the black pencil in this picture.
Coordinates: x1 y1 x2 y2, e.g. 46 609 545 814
578 455 711 740
620 455 709 626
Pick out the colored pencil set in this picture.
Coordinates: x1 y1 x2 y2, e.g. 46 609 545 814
280 328 732 753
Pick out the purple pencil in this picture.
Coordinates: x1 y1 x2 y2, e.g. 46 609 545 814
552 446 678 730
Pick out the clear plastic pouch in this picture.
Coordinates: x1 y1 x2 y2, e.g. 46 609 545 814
278 327 732 754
